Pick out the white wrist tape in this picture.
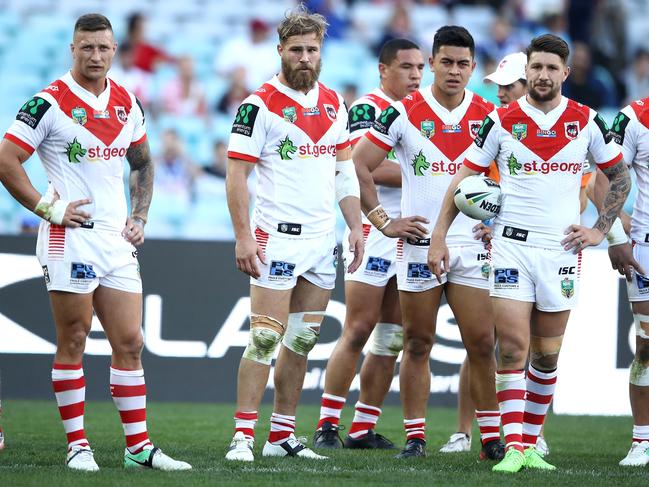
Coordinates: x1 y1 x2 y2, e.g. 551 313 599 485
35 197 68 225
606 218 627 247
335 159 360 203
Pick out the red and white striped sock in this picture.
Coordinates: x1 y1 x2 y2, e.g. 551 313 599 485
496 369 526 453
316 393 345 429
268 413 295 444
632 425 649 444
522 366 557 448
110 367 152 454
52 363 89 450
348 402 381 439
404 418 425 441
476 410 501 445
234 411 257 440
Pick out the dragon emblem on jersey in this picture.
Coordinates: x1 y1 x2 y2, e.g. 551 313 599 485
507 153 521 175
282 106 297 123
565 122 579 140
511 123 527 141
114 106 128 124
411 150 429 176
469 120 482 138
276 136 297 160
561 277 574 298
324 104 337 121
71 107 87 126
65 138 87 164
420 120 435 139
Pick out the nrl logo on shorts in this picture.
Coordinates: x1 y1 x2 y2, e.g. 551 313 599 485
469 120 482 138
282 106 297 123
511 123 527 141
561 277 574 298
71 107 87 126
114 106 128 124
564 121 579 140
323 104 337 121
420 120 435 138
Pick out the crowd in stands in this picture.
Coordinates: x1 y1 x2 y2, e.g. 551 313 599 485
0 0 647 239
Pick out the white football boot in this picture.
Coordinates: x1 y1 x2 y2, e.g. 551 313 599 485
620 441 649 466
439 432 471 453
225 431 255 462
262 434 327 459
66 445 99 472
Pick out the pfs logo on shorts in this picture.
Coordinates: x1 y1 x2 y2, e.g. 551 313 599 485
71 263 96 280
269 261 295 279
494 268 519 289
407 263 431 280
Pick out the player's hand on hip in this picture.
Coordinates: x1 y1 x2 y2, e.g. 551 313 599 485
122 216 145 246
61 198 92 228
428 234 449 284
346 226 364 274
562 224 605 253
473 222 493 244
608 242 645 282
236 235 263 279
381 215 429 239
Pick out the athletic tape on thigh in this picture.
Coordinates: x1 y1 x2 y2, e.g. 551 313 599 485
634 314 649 339
282 311 324 356
242 314 285 365
630 356 649 386
369 322 403 356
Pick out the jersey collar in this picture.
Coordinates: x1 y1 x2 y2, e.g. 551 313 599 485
62 71 112 110
421 86 474 124
269 75 320 108
517 95 569 130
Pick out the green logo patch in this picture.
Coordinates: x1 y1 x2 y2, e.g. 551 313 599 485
17 96 51 129
65 137 87 164
507 153 521 175
374 106 400 135
276 135 297 160
349 104 375 133
231 103 260 137
411 150 429 176
610 111 631 145
474 116 494 148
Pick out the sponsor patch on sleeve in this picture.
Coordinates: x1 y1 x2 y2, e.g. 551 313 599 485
373 106 400 135
594 113 612 143
349 104 376 133
16 96 51 129
609 111 631 145
473 116 494 148
231 103 260 137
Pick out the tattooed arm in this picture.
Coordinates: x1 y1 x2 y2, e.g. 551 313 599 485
594 161 631 235
123 140 154 246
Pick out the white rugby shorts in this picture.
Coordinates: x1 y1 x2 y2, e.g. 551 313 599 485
343 223 397 286
251 227 337 290
36 223 142 294
396 239 489 292
627 241 649 302
490 237 581 311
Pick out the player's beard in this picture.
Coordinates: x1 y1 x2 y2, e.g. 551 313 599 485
281 58 321 92
528 81 560 102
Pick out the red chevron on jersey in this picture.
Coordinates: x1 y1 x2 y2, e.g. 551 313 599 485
403 91 493 162
44 79 133 147
365 93 391 112
631 98 649 130
499 99 590 161
256 82 340 144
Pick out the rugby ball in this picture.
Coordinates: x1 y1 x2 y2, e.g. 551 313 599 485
453 175 501 220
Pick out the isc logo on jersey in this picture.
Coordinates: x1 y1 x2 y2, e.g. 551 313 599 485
64 137 127 164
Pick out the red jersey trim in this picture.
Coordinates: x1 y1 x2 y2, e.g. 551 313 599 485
228 151 258 163
130 134 147 146
3 133 35 154
336 140 350 151
464 159 488 173
350 135 362 146
365 132 392 152
596 151 623 169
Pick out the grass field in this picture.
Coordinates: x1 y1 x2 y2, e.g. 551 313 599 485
0 400 646 486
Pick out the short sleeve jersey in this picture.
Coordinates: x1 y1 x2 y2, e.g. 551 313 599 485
465 96 621 248
3 72 147 233
349 88 400 218
610 98 649 243
228 76 350 238
365 87 494 246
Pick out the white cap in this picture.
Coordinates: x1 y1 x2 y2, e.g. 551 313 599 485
484 52 527 86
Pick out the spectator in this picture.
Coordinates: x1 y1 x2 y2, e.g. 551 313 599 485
476 17 526 67
563 42 618 110
341 83 358 109
305 0 348 39
625 48 649 103
126 13 175 73
203 141 228 179
152 129 199 211
109 41 153 110
373 2 414 56
159 56 208 119
216 67 250 117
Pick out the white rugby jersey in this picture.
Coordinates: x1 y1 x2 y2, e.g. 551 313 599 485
610 98 649 244
4 71 146 233
228 76 350 238
365 87 494 246
349 88 401 218
465 96 621 249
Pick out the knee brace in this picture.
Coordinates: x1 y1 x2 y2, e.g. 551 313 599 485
529 335 563 371
242 314 284 365
369 323 403 357
634 314 649 339
282 311 324 357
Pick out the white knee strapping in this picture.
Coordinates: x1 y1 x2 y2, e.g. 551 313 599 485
282 311 324 356
630 357 649 386
242 314 284 365
369 322 403 356
634 314 649 339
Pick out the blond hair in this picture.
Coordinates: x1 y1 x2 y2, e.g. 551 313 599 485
277 4 328 44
